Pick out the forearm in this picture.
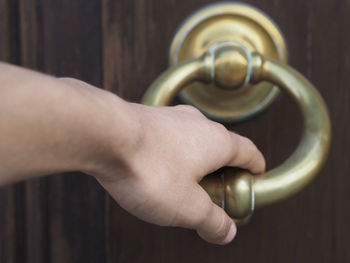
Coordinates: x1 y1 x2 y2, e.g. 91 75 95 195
0 62 265 245
0 62 138 185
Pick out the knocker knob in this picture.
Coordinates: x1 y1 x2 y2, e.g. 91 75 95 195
209 42 251 90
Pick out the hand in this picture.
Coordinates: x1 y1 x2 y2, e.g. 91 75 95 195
85 98 265 245
0 64 265 245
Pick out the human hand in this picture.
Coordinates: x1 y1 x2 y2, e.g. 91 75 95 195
84 95 265 245
0 64 264 245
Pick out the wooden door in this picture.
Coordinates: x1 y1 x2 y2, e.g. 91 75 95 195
0 0 349 262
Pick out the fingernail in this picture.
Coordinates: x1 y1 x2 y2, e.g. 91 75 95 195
222 223 237 244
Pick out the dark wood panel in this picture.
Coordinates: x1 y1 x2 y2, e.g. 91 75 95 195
309 1 350 261
1 0 349 262
102 0 350 262
0 1 23 263
1 1 107 262
31 1 106 262
17 1 49 262
0 187 16 263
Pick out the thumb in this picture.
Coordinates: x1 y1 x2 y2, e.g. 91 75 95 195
180 184 236 245
196 203 236 245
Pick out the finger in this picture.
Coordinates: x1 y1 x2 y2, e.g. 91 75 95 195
226 133 266 174
176 184 236 245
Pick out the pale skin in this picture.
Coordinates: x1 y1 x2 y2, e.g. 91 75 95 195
0 62 265 245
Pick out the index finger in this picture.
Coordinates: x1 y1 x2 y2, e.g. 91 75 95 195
225 133 266 174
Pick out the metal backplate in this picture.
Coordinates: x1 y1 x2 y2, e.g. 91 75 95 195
169 2 288 122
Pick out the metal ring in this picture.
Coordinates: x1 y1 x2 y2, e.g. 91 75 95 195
142 51 331 219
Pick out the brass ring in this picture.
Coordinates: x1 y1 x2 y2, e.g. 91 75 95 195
142 49 331 220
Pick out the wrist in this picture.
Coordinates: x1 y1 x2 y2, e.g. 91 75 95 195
72 83 143 179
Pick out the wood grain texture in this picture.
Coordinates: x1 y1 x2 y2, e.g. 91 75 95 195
102 0 350 262
0 1 23 263
1 1 107 262
26 1 107 262
0 0 349 262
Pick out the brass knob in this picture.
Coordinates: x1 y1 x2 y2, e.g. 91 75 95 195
141 3 331 223
209 41 251 90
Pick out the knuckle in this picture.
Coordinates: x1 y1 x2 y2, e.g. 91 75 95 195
212 121 226 132
59 77 75 81
59 77 79 83
211 121 230 139
241 136 253 145
176 104 202 114
242 136 257 152
216 126 233 151
59 77 87 88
